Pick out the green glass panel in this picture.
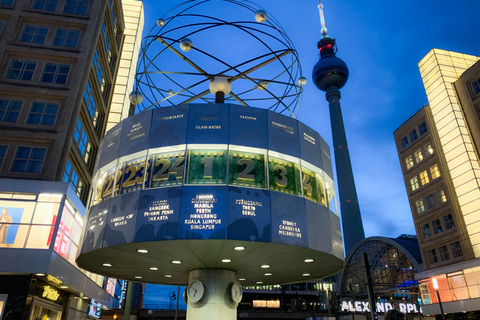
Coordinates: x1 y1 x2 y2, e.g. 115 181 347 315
228 150 266 189
187 149 227 184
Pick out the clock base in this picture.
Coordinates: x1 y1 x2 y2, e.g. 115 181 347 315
187 269 238 320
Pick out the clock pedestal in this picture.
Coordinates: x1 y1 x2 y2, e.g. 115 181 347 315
187 269 238 320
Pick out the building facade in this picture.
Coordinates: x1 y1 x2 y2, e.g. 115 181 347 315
0 0 143 319
394 49 480 318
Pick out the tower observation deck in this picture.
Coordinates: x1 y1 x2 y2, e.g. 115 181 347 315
312 0 365 254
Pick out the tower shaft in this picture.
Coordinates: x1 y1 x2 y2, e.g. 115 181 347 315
326 87 365 253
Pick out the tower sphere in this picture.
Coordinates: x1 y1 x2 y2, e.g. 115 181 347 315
312 54 349 92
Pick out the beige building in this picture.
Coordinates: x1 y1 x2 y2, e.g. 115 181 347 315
0 0 143 319
394 49 480 317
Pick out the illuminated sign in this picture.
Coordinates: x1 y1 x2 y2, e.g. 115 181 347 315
253 300 280 308
340 301 422 314
42 286 60 301
46 275 62 285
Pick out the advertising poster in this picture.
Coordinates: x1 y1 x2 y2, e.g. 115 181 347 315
119 110 152 157
103 192 140 247
270 193 308 247
97 121 123 170
88 299 102 319
179 187 227 240
267 110 300 158
187 104 229 144
81 200 109 254
0 207 23 245
297 122 323 169
150 104 189 148
135 188 182 242
229 105 268 148
227 187 271 242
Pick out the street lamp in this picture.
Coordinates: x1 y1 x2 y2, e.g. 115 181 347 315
432 278 446 320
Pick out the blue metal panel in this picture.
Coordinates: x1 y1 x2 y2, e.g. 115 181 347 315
229 104 268 148
149 104 189 148
267 110 300 157
119 110 152 157
186 104 229 144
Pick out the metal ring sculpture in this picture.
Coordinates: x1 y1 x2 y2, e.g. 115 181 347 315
133 0 305 117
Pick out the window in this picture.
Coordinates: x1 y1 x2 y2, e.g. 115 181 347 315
0 145 6 168
26 102 59 126
473 77 480 95
405 155 414 169
410 176 419 191
33 0 58 11
83 81 100 129
409 129 418 143
93 50 105 91
438 189 447 203
415 149 423 163
430 164 441 179
53 29 80 47
418 121 428 135
73 119 92 164
63 0 88 15
11 146 46 173
62 159 85 198
0 99 23 122
426 194 435 209
0 21 4 33
0 0 13 5
40 63 70 84
101 20 106 36
5 59 37 81
425 143 434 155
401 136 409 149
427 249 438 264
422 223 431 238
432 219 442 234
19 24 48 44
443 214 455 230
451 241 463 258
415 199 425 214
439 245 450 261
420 170 430 186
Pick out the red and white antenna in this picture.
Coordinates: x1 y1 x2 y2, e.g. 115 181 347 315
318 0 328 36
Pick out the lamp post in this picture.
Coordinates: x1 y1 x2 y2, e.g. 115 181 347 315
432 278 446 320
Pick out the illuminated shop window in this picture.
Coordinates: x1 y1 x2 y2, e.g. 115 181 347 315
464 267 480 298
26 102 58 126
63 0 88 15
405 155 414 169
0 145 6 168
430 164 441 179
401 136 409 149
422 223 431 238
33 0 57 11
418 121 428 135
409 129 418 143
427 249 438 264
426 194 435 209
53 28 80 47
419 170 429 186
414 149 423 163
415 199 425 214
40 63 70 84
11 146 46 173
54 200 82 264
410 176 419 191
5 59 37 81
439 245 449 261
443 214 455 230
472 77 480 95
0 99 23 123
438 189 447 202
19 24 48 44
425 143 434 155
450 241 463 258
432 219 442 234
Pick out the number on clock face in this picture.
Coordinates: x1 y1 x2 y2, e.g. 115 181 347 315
149 152 185 187
228 151 266 188
187 149 227 184
301 168 320 203
268 157 300 195
120 157 149 194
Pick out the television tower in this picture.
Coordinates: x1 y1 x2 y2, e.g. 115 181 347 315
312 0 365 253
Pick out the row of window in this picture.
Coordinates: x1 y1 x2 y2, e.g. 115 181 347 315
19 24 80 48
400 121 428 149
0 99 59 125
427 241 463 265
405 143 434 170
421 213 455 238
0 0 90 16
0 145 46 174
415 189 447 214
62 159 85 199
472 77 480 95
410 164 441 192
5 59 70 84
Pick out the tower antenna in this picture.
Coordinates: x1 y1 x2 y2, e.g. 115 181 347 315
318 0 328 36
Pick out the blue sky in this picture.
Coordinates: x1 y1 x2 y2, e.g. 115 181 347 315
138 0 480 305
